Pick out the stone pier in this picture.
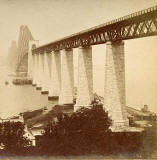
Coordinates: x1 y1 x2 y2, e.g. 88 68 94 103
59 49 74 104
40 53 45 91
41 52 51 94
104 41 129 128
35 54 41 89
36 53 44 90
48 51 61 100
74 46 94 111
28 40 39 79
32 54 37 86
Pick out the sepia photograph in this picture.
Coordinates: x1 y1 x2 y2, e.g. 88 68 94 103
0 0 157 159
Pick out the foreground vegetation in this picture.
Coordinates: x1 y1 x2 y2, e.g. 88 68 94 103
0 105 156 158
0 122 30 155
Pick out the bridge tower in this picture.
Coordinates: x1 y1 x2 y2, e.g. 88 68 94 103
16 25 34 76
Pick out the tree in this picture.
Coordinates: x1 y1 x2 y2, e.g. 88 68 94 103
40 104 112 155
0 121 30 152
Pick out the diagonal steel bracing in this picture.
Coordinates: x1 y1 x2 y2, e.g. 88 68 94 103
32 5 157 54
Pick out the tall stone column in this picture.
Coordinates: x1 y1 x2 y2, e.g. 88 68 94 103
32 54 37 86
36 54 41 89
36 53 44 90
40 53 44 90
28 40 39 79
104 41 129 129
74 46 94 111
41 52 51 94
48 51 61 100
59 49 74 104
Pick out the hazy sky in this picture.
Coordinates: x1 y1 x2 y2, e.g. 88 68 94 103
0 0 157 54
0 0 157 112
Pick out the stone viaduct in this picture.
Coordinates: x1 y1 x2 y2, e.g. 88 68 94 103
27 5 157 128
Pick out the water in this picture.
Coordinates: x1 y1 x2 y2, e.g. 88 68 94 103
0 57 52 118
1 52 157 119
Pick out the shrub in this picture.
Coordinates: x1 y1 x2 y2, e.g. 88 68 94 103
36 104 151 157
0 121 30 154
39 105 112 155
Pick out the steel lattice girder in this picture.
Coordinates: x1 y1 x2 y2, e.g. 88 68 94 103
32 5 157 54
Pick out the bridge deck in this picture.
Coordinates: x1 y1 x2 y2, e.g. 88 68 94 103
32 5 157 54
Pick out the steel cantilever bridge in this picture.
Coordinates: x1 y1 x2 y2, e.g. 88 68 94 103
32 5 157 54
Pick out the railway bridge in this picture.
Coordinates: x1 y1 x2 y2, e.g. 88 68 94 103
27 5 157 128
